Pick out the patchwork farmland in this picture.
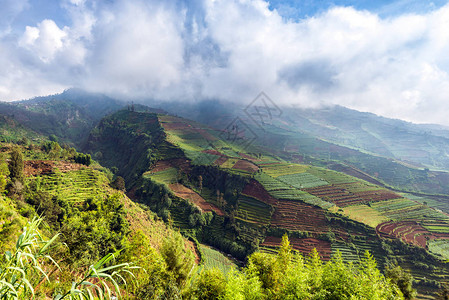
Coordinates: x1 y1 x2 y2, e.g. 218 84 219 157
129 111 449 298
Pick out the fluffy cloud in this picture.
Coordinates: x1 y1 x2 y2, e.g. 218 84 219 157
1 0 449 125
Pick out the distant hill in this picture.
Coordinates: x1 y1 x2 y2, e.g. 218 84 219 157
0 89 125 147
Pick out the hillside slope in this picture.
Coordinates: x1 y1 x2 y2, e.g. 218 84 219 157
86 109 449 298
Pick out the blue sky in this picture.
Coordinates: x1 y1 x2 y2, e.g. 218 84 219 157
2 0 449 125
268 0 448 18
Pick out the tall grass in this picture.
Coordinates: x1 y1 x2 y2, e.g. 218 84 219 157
0 218 138 300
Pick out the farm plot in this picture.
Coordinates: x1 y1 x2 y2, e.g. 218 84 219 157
220 158 238 169
304 185 399 207
422 220 449 233
261 236 331 260
428 240 449 260
169 183 224 216
38 168 109 204
307 167 358 184
376 221 431 248
277 172 328 189
199 245 237 273
336 205 389 228
145 167 178 184
235 195 272 224
371 198 448 221
254 172 291 191
232 160 259 173
333 182 380 193
261 163 309 177
242 180 278 205
271 200 328 233
269 189 333 209
191 152 220 165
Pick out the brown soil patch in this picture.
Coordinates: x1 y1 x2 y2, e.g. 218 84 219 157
24 160 84 176
169 183 224 216
150 158 192 174
304 185 400 207
149 160 173 173
202 149 224 156
271 200 328 234
232 160 259 173
376 221 449 248
242 180 277 205
214 156 228 166
185 240 201 265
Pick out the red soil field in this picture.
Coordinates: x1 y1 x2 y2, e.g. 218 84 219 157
149 160 173 173
238 153 258 161
376 221 449 248
271 200 328 233
169 183 224 216
242 180 278 205
232 160 259 173
202 149 225 156
169 158 192 173
150 158 192 173
304 185 400 207
24 160 84 176
262 236 331 260
214 156 228 166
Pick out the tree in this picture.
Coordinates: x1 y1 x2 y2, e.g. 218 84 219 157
8 147 24 183
198 175 203 193
189 268 226 300
385 265 416 300
111 176 126 191
160 231 195 285
0 153 9 193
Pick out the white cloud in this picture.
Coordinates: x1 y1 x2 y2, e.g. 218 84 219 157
2 0 449 125
19 19 67 62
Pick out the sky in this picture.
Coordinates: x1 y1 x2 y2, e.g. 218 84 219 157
1 0 449 125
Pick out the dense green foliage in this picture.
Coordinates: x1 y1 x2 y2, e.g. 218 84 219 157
187 235 403 300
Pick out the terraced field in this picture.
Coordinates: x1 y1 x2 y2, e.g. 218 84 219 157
371 198 449 221
307 167 358 184
260 163 309 177
232 160 259 173
37 168 110 203
304 185 400 207
271 200 328 233
241 179 278 205
199 245 237 273
277 172 328 189
144 167 178 184
169 183 224 216
377 221 431 247
235 195 271 224
428 240 449 260
336 204 388 227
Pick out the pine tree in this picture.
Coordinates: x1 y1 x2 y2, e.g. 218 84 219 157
8 147 24 183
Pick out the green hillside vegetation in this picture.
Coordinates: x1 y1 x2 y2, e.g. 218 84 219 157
85 110 449 298
0 143 198 299
0 141 416 299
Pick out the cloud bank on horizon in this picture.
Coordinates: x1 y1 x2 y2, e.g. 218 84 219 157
1 0 449 125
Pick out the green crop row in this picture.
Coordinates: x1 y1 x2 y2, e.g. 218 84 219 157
277 172 328 189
